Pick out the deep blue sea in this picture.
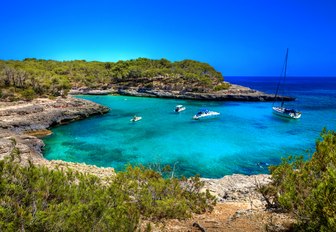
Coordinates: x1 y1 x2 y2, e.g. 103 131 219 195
43 76 336 178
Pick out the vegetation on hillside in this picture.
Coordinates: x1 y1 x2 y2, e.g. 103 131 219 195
0 58 226 101
260 129 336 231
0 145 216 231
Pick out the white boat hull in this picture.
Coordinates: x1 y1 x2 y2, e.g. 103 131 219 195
175 107 186 113
272 107 301 119
193 111 220 120
130 117 142 122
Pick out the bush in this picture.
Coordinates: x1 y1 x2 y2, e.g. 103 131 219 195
213 82 231 91
0 158 138 231
116 165 216 220
20 88 36 100
260 129 336 231
0 151 216 231
0 87 16 101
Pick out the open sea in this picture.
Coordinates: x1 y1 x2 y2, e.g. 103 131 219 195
43 76 336 178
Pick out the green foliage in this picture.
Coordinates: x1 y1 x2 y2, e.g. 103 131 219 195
260 129 336 231
213 82 231 91
0 87 16 101
0 58 224 100
0 157 216 231
19 88 36 100
116 165 216 220
0 158 138 231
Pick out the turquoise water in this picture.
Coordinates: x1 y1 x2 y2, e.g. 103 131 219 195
43 77 336 178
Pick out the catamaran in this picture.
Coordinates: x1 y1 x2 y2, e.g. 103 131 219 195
272 49 301 119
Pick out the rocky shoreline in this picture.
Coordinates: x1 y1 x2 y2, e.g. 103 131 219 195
0 96 271 208
69 83 294 102
0 97 114 177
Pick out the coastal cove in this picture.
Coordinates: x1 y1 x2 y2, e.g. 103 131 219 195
2 1 336 229
1 76 335 231
43 76 336 178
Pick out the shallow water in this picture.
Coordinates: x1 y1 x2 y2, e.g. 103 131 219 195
43 77 336 178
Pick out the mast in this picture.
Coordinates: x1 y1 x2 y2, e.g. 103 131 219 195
281 48 289 107
273 48 289 107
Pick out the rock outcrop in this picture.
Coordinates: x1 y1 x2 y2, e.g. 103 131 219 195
202 174 272 207
69 88 115 95
0 97 114 178
70 83 294 101
0 97 109 133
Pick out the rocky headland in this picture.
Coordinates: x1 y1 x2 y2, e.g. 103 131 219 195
0 97 109 133
69 83 294 102
0 97 114 177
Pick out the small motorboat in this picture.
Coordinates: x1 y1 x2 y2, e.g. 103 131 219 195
272 106 301 119
130 116 142 122
193 109 220 120
174 105 186 113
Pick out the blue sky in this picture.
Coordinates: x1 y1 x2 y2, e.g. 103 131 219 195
1 0 336 76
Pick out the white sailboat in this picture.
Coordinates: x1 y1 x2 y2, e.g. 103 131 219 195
272 49 301 119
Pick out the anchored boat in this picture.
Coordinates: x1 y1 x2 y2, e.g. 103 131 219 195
272 107 301 119
272 49 301 119
174 105 186 113
193 109 220 120
130 116 142 122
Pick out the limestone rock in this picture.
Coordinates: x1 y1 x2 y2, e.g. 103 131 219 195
69 83 295 102
0 97 112 178
201 174 272 208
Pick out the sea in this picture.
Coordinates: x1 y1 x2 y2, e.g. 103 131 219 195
43 76 336 178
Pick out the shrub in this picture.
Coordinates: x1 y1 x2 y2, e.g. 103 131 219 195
213 82 231 91
20 88 36 100
260 129 336 231
0 157 139 231
0 153 216 231
0 87 16 101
